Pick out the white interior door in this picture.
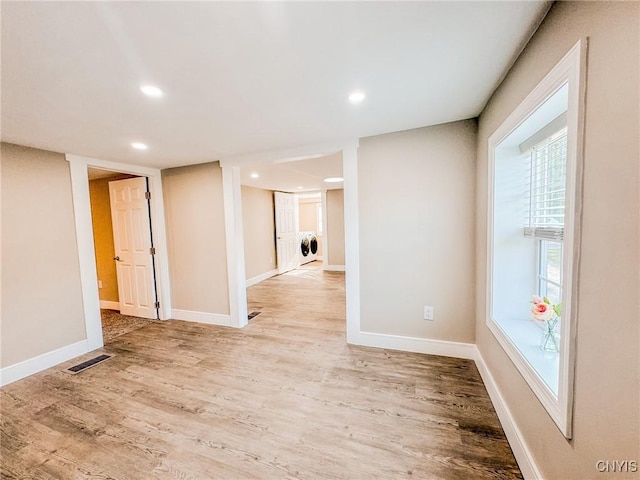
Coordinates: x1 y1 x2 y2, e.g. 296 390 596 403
109 177 157 319
274 192 300 274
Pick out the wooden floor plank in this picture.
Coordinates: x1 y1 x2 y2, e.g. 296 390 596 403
1 261 521 479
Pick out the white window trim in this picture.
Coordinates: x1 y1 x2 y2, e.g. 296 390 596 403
486 39 586 439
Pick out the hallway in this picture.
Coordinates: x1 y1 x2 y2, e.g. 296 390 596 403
246 261 345 335
1 262 520 479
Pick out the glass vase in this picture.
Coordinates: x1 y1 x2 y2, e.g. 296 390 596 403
540 317 560 353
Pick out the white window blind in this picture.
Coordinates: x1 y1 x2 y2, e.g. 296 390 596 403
524 127 567 241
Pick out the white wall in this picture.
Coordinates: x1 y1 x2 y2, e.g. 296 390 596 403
491 147 537 322
358 120 477 342
475 2 639 478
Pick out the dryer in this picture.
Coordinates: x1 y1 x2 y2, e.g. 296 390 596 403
299 231 318 265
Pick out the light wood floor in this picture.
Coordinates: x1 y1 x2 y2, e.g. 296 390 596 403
1 261 521 479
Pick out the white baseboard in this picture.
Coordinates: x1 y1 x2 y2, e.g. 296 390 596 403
0 340 89 387
171 309 233 327
323 264 345 272
356 331 477 359
474 349 542 480
99 300 120 310
246 269 278 287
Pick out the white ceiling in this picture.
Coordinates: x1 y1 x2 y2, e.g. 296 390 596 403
1 2 550 169
241 152 343 193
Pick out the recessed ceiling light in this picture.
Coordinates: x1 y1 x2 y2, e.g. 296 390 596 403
131 142 148 151
348 91 365 104
140 85 164 98
324 177 344 183
250 172 259 179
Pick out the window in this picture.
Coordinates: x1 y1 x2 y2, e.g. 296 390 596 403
487 40 585 438
527 127 567 306
538 239 563 304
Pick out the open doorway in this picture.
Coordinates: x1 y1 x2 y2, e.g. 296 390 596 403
238 152 345 324
87 167 159 343
241 152 344 278
297 192 322 267
68 154 172 352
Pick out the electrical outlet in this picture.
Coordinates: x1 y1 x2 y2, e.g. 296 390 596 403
424 305 434 321
98 280 103 289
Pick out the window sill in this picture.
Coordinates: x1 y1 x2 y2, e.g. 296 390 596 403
492 316 559 395
487 316 564 433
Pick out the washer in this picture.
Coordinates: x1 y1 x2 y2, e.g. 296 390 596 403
299 231 318 265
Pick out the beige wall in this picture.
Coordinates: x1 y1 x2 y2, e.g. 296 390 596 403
1 143 86 367
299 200 318 231
298 197 323 257
89 178 119 303
358 120 477 342
162 162 230 315
475 2 639 478
325 189 344 265
241 185 277 280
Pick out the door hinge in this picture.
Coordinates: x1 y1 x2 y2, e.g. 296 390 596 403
150 247 156 255
154 301 160 309
145 191 151 200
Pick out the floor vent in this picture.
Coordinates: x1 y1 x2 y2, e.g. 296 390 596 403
67 354 113 374
248 311 261 320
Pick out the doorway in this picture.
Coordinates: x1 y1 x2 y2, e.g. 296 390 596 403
87 168 159 342
68 154 172 351
220 142 359 339
237 152 345 327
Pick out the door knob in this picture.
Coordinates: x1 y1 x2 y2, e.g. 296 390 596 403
113 256 120 261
